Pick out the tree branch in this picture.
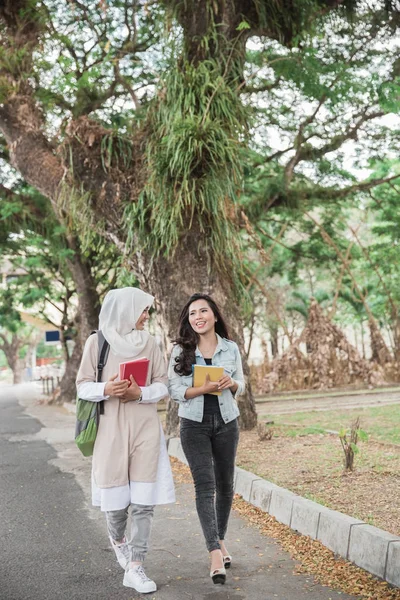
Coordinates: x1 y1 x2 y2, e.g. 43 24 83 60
296 110 385 164
302 174 400 201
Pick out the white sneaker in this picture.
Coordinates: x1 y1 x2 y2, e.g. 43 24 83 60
109 536 130 570
123 565 157 593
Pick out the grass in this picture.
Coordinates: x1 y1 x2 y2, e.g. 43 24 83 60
302 492 329 506
282 425 327 437
260 403 400 445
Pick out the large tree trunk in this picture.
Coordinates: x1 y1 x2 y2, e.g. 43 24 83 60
54 263 100 405
56 337 83 404
10 355 24 384
11 360 24 384
68 253 101 345
59 330 70 363
137 229 257 434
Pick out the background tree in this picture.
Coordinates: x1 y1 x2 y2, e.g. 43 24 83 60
0 288 37 383
0 180 122 401
0 1 398 428
363 162 400 359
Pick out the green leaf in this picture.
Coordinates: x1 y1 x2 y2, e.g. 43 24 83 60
236 20 251 31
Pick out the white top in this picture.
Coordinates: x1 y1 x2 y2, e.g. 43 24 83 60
77 380 167 403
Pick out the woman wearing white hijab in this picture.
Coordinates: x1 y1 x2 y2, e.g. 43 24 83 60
76 287 175 594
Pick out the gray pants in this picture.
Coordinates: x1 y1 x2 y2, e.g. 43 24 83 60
180 415 239 552
106 504 155 563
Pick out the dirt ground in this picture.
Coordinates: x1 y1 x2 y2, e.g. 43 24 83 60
236 429 400 536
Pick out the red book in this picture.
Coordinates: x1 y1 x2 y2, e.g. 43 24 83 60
119 357 150 386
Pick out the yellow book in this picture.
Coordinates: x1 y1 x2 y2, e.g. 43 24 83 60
193 364 224 396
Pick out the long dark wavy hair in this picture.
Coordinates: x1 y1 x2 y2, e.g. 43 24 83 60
173 293 230 376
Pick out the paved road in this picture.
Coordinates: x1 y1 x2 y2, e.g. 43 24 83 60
0 392 127 600
0 389 358 600
255 389 400 415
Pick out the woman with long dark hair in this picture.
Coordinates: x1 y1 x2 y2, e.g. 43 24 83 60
168 293 245 585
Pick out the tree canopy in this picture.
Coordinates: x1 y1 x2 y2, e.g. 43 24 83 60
0 0 399 425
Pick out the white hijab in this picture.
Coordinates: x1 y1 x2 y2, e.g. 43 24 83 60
98 287 154 358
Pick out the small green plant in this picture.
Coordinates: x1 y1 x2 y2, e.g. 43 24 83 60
339 417 368 472
366 514 375 526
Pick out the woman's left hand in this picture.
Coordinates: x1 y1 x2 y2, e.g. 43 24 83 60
217 374 234 391
120 375 142 403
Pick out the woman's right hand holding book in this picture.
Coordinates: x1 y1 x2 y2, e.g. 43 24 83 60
104 373 130 397
201 374 220 395
184 374 221 399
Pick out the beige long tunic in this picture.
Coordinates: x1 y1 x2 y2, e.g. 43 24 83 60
76 333 167 489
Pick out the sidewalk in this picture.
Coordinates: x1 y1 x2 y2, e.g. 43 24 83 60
150 479 356 599
3 385 360 600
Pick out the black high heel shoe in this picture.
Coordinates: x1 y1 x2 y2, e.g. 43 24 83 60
223 554 232 569
210 566 226 585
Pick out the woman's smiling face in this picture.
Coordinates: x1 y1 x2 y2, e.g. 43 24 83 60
188 299 216 335
135 307 150 330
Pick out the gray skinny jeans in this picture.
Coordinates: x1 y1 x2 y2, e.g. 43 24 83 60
180 414 239 552
106 503 154 563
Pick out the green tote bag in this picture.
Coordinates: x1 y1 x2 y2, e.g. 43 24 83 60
75 331 109 457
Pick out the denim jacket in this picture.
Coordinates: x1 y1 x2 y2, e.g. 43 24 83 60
168 334 245 424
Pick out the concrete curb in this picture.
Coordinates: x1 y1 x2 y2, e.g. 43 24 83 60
167 436 400 588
